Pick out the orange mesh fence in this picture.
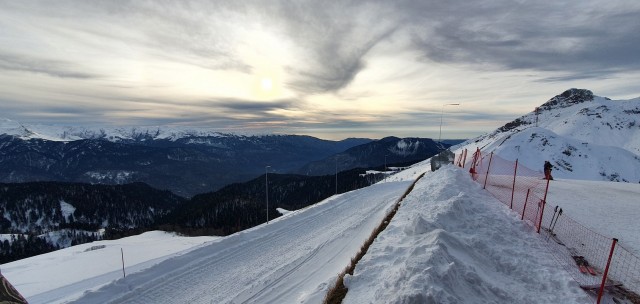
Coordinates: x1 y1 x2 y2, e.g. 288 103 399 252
454 149 640 302
469 151 548 230
543 210 640 302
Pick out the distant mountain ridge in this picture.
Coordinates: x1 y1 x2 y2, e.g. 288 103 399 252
459 88 640 183
0 122 371 197
297 136 446 175
0 118 261 142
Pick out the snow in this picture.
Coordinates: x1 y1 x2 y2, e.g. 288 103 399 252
389 139 421 156
343 166 590 303
2 181 410 303
455 94 640 183
59 200 75 220
276 207 292 215
1 231 216 303
547 179 640 255
0 161 638 303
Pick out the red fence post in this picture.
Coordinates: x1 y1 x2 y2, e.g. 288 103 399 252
462 149 467 168
536 178 551 233
483 152 494 189
510 159 519 209
521 189 530 221
597 238 618 304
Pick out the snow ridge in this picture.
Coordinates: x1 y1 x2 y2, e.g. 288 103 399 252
343 166 589 303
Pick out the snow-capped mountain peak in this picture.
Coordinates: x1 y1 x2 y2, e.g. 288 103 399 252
459 88 640 183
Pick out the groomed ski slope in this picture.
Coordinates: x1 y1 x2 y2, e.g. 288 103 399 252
69 180 412 304
4 160 637 303
5 232 217 303
344 166 590 303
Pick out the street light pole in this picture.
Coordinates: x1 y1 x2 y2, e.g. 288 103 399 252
438 103 461 148
265 165 270 224
384 154 388 171
335 158 338 195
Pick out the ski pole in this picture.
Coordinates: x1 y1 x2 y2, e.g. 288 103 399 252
550 208 562 233
548 206 558 230
545 206 558 241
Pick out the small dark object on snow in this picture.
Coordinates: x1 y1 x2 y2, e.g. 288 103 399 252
544 161 554 180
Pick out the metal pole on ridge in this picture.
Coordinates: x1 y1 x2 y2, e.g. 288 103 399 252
266 165 270 224
597 238 618 304
510 159 519 209
438 103 460 149
335 158 338 195
121 248 126 278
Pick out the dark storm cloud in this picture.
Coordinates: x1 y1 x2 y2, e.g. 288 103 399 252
213 99 296 113
0 52 98 79
402 0 640 77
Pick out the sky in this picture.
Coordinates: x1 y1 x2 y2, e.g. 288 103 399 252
1 1 639 140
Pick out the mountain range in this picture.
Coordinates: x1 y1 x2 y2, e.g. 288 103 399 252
0 122 374 197
0 119 457 197
459 88 640 183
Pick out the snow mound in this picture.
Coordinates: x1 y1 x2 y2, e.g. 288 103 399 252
343 166 589 303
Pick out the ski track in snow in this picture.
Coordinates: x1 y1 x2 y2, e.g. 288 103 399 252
68 181 411 304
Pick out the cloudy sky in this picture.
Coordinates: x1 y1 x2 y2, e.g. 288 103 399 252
1 1 639 140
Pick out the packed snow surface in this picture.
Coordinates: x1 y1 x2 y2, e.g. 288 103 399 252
2 160 638 303
50 181 409 303
343 166 590 303
2 231 216 303
547 179 640 255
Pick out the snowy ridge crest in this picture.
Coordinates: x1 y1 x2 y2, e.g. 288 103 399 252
539 88 595 111
458 88 640 183
0 118 257 142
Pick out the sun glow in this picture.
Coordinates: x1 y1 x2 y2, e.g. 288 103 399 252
261 78 273 92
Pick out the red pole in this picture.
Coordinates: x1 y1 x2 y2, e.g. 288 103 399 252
537 178 551 233
510 159 519 209
597 238 618 304
462 149 467 168
483 152 494 189
521 189 530 221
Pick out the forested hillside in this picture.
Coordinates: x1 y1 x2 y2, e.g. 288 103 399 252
160 167 388 235
0 182 184 263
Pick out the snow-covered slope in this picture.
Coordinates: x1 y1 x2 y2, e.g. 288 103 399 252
458 89 640 183
1 160 638 303
3 180 412 304
2 231 216 303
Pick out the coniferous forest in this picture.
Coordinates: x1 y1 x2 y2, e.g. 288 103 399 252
0 163 413 263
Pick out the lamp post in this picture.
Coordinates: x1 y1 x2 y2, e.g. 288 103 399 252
384 154 388 171
265 165 270 224
438 103 460 148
